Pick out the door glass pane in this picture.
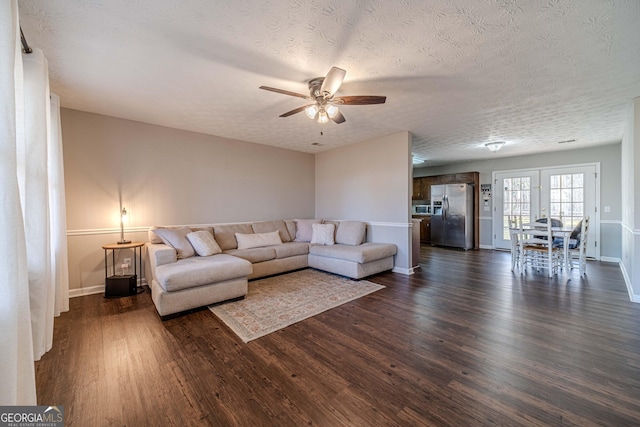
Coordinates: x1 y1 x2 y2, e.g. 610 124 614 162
549 172 585 227
503 177 531 239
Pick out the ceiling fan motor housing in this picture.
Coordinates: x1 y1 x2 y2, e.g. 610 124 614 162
308 77 326 98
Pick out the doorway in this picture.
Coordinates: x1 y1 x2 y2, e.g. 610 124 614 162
492 164 599 259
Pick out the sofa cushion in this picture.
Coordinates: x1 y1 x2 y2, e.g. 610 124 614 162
285 220 297 243
186 230 222 257
309 242 397 264
224 247 277 263
153 227 195 259
311 223 335 245
294 219 323 242
155 254 252 292
213 223 253 250
252 220 292 242
236 231 282 249
273 242 310 259
335 221 367 246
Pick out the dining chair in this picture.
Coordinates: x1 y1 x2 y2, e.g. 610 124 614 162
520 220 562 277
568 216 590 276
508 216 523 272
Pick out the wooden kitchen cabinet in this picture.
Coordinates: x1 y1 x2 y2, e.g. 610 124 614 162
420 216 431 243
413 176 437 201
413 215 431 243
455 172 477 183
412 177 424 200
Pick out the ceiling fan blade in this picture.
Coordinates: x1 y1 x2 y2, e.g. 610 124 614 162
331 110 346 124
334 95 387 105
259 86 312 100
279 105 310 117
320 67 346 97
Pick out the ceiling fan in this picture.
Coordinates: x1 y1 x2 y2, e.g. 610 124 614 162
259 67 386 124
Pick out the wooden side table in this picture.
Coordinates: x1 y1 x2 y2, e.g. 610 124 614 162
102 241 145 298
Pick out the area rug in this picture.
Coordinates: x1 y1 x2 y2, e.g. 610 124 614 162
208 269 385 343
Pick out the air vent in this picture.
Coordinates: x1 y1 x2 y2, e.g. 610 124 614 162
557 139 576 144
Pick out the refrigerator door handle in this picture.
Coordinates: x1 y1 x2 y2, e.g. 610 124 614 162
443 194 448 221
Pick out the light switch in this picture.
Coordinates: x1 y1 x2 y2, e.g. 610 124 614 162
604 206 611 213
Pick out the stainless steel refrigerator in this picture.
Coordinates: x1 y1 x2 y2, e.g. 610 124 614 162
431 183 474 249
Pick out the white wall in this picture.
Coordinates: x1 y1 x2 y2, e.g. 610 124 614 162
62 109 315 295
414 144 622 259
315 132 413 273
621 98 640 302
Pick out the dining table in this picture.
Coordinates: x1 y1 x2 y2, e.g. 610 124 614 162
510 222 576 274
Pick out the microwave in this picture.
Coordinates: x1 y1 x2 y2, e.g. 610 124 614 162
414 205 431 214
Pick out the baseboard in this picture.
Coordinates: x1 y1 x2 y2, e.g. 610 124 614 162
600 256 621 263
69 285 104 298
479 244 493 250
392 266 413 275
619 261 640 303
69 279 147 298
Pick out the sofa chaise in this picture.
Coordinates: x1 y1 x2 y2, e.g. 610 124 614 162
144 219 397 319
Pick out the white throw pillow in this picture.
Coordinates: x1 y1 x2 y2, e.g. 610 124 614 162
186 230 222 257
153 227 195 259
310 223 335 245
235 230 282 250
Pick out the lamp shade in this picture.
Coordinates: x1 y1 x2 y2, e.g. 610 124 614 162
326 104 339 118
304 104 319 119
317 111 329 124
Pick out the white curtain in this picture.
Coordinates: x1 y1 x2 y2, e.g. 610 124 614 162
49 93 70 317
0 0 69 404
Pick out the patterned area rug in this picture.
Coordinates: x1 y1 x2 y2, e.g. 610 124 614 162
209 269 385 343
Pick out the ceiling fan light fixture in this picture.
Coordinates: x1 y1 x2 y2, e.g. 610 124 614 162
304 104 319 119
317 110 329 124
485 141 505 152
326 104 339 119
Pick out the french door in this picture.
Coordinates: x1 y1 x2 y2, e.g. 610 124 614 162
493 164 598 258
493 171 540 250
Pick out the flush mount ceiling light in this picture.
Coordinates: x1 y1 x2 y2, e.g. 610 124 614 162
485 141 506 152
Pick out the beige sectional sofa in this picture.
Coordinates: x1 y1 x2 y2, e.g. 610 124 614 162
144 219 397 319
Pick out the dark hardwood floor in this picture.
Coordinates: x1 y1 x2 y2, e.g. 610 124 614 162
36 246 640 426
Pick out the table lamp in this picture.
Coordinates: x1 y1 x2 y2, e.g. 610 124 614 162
118 207 131 244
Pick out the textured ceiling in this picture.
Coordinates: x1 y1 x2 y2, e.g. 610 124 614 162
18 0 640 167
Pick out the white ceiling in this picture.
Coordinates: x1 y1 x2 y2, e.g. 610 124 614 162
18 0 640 167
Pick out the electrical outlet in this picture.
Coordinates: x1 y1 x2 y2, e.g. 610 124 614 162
123 258 131 265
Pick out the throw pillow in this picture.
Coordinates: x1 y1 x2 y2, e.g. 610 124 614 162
186 230 222 257
236 230 283 250
148 226 167 244
154 227 195 259
252 220 292 242
335 221 366 246
310 223 335 245
294 219 323 242
213 223 253 251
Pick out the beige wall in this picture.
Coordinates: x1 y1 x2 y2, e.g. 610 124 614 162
62 108 315 294
315 131 413 272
